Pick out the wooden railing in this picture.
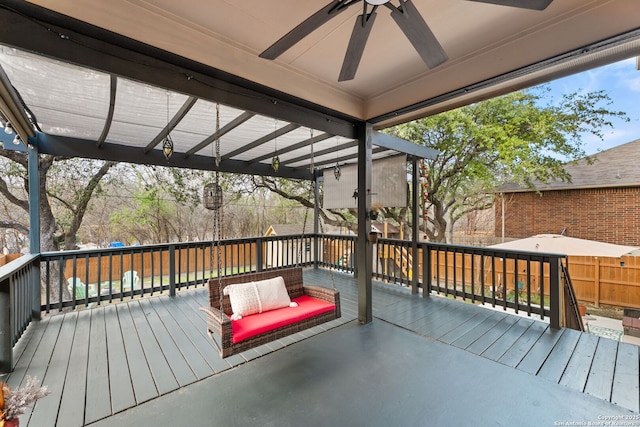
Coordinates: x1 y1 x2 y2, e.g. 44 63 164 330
40 235 319 313
371 238 565 329
0 254 40 372
0 233 570 373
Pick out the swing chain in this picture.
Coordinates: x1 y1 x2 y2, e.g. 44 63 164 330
214 103 223 312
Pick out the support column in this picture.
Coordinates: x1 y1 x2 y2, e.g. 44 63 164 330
27 141 41 320
356 122 373 324
28 144 40 253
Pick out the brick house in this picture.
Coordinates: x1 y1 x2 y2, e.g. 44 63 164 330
495 138 640 246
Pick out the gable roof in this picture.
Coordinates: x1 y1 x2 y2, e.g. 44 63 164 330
501 138 640 193
265 224 305 236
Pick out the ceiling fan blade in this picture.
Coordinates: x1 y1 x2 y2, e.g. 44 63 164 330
339 13 377 82
260 1 354 60
466 0 553 11
390 0 447 69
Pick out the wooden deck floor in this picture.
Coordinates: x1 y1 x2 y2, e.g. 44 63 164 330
5 269 639 426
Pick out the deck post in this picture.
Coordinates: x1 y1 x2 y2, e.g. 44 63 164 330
356 122 373 324
169 244 176 296
422 243 431 297
255 237 263 272
0 276 12 373
549 256 561 330
28 143 41 320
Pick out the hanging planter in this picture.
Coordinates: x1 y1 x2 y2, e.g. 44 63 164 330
368 232 379 244
203 183 223 210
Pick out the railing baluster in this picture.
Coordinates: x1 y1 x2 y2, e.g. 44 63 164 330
549 257 560 329
501 254 507 310
169 244 176 296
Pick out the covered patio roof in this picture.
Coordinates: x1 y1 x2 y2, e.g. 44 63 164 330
0 0 639 177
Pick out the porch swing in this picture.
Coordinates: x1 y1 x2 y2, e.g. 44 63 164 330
201 110 341 358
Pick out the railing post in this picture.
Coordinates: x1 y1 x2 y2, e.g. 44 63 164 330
0 276 12 373
31 262 41 320
549 256 561 330
169 244 176 296
422 243 431 297
255 237 263 272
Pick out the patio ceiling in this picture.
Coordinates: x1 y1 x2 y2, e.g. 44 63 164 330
0 0 639 178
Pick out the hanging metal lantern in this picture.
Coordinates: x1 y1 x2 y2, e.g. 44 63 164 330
162 134 174 161
203 182 223 210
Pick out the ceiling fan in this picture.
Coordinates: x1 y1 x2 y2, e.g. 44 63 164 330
259 0 553 82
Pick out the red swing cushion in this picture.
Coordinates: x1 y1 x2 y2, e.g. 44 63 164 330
230 295 336 344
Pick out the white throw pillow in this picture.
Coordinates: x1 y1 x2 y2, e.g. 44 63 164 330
256 276 292 312
223 276 297 320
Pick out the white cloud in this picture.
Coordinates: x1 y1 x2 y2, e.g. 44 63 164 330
627 76 640 93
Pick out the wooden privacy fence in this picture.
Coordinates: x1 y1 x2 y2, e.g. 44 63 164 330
60 242 256 286
0 254 22 267
566 255 640 308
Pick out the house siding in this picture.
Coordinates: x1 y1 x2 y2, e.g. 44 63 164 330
495 187 640 246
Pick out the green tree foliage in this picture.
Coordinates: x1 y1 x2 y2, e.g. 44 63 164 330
109 187 176 244
0 150 118 302
0 150 118 252
390 89 627 242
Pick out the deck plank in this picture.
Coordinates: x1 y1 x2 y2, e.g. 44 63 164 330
115 303 158 404
537 328 581 384
466 314 519 355
498 321 549 368
84 309 113 424
438 309 491 344
57 310 91 427
104 305 136 414
516 327 564 375
451 311 508 350
584 337 619 401
412 300 475 338
127 301 179 395
148 297 213 379
12 316 59 427
28 312 77 427
165 291 232 374
481 317 533 361
403 297 457 329
8 315 51 388
559 333 599 392
610 342 640 412
136 299 194 389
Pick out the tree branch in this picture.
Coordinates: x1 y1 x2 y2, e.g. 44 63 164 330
0 220 29 235
0 175 28 212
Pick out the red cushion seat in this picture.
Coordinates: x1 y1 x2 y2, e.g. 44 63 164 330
231 295 336 344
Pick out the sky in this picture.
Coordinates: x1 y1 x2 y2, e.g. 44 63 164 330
539 57 640 156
